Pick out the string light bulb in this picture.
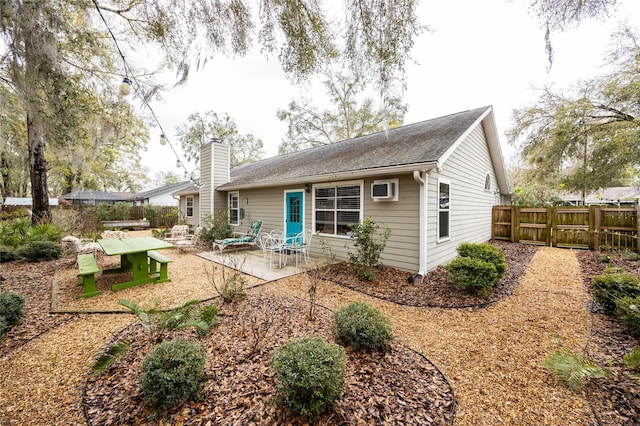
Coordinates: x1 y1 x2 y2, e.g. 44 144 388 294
176 159 181 168
159 134 167 145
184 170 188 179
119 77 131 96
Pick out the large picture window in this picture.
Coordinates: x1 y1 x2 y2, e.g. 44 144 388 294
314 182 362 236
228 192 239 226
438 179 450 241
186 196 194 218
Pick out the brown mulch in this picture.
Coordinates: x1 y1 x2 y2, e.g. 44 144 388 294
1 236 639 425
324 240 538 308
576 250 640 426
83 293 455 425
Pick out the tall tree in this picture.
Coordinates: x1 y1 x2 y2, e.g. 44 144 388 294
508 26 640 203
1 0 423 224
0 84 29 199
176 111 264 168
277 71 407 154
527 0 618 64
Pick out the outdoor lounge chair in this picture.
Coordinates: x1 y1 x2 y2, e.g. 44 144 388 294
164 224 189 242
213 220 263 253
175 226 203 253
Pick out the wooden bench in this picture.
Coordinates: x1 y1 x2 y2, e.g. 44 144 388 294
77 253 101 298
101 220 150 230
147 250 172 283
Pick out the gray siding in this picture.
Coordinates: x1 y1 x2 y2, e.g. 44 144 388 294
426 125 500 271
199 144 212 224
199 142 230 224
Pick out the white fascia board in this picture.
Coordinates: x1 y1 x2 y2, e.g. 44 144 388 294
218 162 438 191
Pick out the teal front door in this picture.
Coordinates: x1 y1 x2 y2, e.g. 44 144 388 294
285 191 303 241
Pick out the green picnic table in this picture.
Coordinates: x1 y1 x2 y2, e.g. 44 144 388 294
97 237 174 291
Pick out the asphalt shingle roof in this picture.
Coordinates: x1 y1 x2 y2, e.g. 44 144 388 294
220 106 490 189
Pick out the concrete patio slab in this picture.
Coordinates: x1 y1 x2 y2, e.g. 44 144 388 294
197 248 316 281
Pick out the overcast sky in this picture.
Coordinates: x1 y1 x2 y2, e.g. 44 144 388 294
137 0 639 186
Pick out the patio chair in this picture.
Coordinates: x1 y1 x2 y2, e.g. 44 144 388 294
213 220 263 253
164 224 189 242
259 232 284 269
286 229 314 267
174 226 203 253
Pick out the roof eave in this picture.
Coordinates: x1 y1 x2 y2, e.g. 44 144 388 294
217 162 439 191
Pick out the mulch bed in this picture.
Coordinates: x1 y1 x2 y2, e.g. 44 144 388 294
323 240 538 308
576 249 640 425
83 293 455 425
3 241 640 424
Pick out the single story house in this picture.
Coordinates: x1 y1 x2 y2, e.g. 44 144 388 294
61 190 128 206
128 181 194 206
2 197 60 207
563 187 640 206
184 106 511 275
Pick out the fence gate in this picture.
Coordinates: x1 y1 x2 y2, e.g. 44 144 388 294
492 205 639 251
553 207 591 249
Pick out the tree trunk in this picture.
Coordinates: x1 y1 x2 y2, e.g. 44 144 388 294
27 110 50 224
0 151 9 200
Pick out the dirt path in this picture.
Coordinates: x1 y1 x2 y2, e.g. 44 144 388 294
0 314 132 425
260 247 593 425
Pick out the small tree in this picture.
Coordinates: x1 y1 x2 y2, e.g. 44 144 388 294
347 218 391 280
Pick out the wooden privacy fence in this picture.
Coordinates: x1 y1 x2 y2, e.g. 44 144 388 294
492 205 639 252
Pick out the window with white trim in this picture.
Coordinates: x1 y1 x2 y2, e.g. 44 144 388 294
438 179 450 241
186 196 194 218
314 182 362 236
228 192 239 226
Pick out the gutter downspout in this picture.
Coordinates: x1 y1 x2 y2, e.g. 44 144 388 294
413 170 429 280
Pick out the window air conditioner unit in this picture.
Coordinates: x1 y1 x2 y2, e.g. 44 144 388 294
371 181 396 201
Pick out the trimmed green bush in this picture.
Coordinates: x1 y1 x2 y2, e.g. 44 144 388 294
0 245 18 262
0 316 7 339
456 242 508 277
139 339 207 411
0 292 25 329
271 337 347 419
615 296 640 336
332 302 393 352
592 273 640 315
446 256 499 295
17 240 62 262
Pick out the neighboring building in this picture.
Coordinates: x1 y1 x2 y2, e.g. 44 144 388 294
182 106 511 275
128 181 194 207
563 187 640 206
2 197 60 207
61 190 128 206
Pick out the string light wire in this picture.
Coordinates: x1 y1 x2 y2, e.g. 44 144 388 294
91 0 191 179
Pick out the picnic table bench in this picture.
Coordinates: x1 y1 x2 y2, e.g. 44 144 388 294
77 253 101 298
147 250 172 283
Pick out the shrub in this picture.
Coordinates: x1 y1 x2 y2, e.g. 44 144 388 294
0 217 31 247
28 223 62 243
0 245 18 262
446 256 499 295
271 337 347 419
17 240 62 262
592 273 640 315
0 292 25 329
332 302 393 352
456 242 508 277
0 316 7 339
615 296 640 336
347 218 391 281
542 350 607 392
139 339 207 411
200 211 232 244
624 346 640 372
